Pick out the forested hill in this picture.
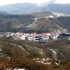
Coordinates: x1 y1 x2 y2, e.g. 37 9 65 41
0 14 35 32
0 14 70 32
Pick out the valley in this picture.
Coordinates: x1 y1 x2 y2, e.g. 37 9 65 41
0 2 70 69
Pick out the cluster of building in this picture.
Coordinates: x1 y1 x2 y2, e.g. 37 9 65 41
0 32 60 41
0 29 70 42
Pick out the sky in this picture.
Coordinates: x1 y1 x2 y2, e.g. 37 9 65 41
0 0 70 6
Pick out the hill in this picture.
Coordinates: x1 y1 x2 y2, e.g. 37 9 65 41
1 36 70 61
55 16 70 31
31 12 70 32
32 12 70 18
27 18 63 32
0 13 70 32
0 14 63 33
0 37 47 58
0 14 35 32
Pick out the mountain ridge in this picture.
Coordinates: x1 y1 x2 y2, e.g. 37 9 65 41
0 3 70 14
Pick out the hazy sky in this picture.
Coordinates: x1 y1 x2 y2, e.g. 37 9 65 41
0 0 70 6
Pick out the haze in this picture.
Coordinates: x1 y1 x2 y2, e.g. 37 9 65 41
0 0 70 6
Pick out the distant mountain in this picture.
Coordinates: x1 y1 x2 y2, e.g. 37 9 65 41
0 3 70 14
0 3 38 14
0 11 8 15
39 3 70 14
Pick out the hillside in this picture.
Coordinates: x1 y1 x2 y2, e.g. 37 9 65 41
32 12 70 32
32 12 70 18
0 33 70 69
1 37 70 61
0 14 35 32
0 13 70 32
32 12 53 18
0 38 48 58
55 17 70 31
27 18 63 32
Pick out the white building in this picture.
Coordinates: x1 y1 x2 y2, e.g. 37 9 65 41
20 36 26 40
27 36 34 41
